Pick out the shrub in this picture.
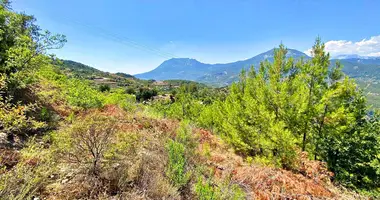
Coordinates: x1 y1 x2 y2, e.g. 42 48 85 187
39 107 51 121
99 84 110 92
194 175 246 200
195 177 217 200
125 87 135 94
0 99 45 136
165 139 191 189
136 87 157 102
104 88 136 111
37 66 104 110
0 140 54 200
52 113 117 175
65 79 104 109
321 112 380 190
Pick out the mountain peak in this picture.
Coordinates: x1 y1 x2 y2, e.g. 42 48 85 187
164 57 201 64
135 48 309 82
264 48 309 56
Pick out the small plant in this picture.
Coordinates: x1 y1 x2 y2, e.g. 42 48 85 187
194 175 246 200
40 107 50 121
66 111 75 124
165 139 191 189
246 156 253 165
201 143 211 158
195 177 218 200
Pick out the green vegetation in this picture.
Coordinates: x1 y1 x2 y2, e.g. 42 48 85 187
1 1 379 199
166 139 191 188
153 40 380 194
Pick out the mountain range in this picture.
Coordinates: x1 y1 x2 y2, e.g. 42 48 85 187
135 49 380 86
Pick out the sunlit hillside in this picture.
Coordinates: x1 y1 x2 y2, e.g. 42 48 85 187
1 1 380 200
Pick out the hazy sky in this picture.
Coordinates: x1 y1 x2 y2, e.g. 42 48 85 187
12 0 380 74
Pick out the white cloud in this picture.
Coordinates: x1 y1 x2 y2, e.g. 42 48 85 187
304 35 380 57
368 52 380 57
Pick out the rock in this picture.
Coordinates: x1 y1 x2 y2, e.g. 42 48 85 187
0 132 8 147
112 163 120 169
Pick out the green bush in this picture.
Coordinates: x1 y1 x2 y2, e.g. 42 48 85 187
52 113 117 175
321 112 380 190
104 88 136 111
0 100 45 136
65 79 104 109
99 84 111 92
39 107 51 121
194 175 246 200
165 139 191 189
195 177 217 200
136 87 157 102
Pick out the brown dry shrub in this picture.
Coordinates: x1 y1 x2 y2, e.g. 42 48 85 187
195 129 339 200
298 152 334 184
0 148 20 169
45 108 182 199
233 166 334 199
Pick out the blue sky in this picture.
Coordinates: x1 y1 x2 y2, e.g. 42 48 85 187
12 0 380 74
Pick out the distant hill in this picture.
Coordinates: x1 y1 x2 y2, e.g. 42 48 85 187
56 59 211 92
135 49 380 87
135 49 309 86
333 57 380 80
59 60 136 80
115 72 136 79
59 60 106 78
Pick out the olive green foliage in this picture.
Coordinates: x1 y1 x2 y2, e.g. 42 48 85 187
52 114 117 175
152 83 226 120
98 84 110 92
136 87 158 101
166 139 191 188
156 39 380 191
202 40 380 189
0 140 54 200
0 100 45 135
0 2 65 137
37 65 136 110
194 176 245 200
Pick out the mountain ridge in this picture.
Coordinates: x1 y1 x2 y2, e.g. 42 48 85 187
135 48 309 85
135 48 380 86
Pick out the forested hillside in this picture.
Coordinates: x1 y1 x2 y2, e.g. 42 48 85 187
1 2 379 200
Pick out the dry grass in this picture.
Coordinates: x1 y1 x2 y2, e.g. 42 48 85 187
40 105 182 200
195 128 367 200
